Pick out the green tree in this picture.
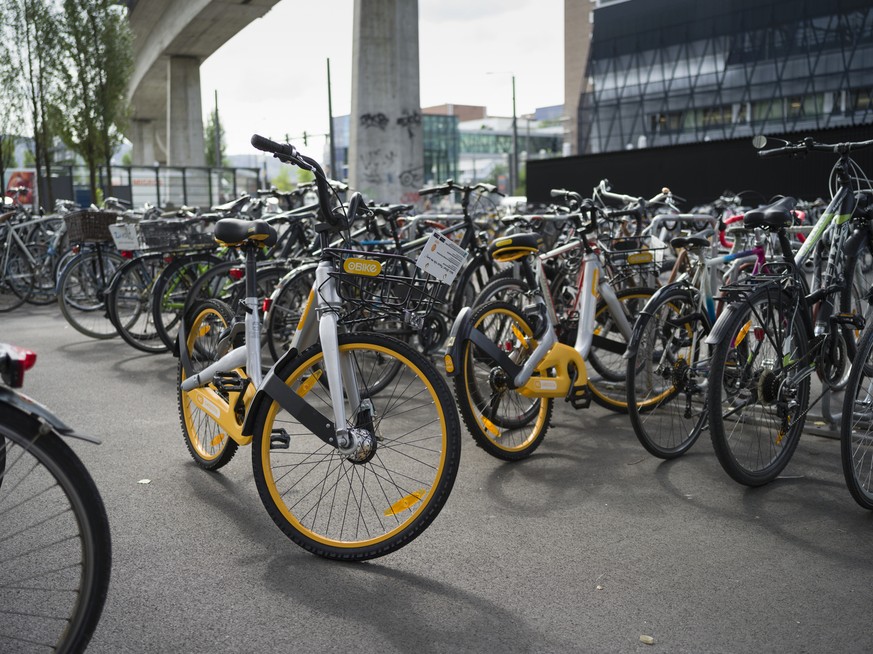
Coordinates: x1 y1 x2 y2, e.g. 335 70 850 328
204 110 227 167
53 0 132 202
2 0 60 207
270 165 294 192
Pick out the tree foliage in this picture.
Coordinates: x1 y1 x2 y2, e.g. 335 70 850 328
205 110 227 167
52 0 132 201
1 0 60 206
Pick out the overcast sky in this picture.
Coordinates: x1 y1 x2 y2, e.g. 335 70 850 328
199 0 565 156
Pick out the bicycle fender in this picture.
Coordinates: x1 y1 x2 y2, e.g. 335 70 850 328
704 301 745 346
240 348 338 447
443 307 524 381
0 388 100 444
624 283 693 358
443 308 473 377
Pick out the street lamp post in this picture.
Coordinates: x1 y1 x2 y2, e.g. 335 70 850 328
487 71 519 194
511 74 518 195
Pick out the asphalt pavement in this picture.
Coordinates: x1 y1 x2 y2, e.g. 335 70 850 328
3 303 873 653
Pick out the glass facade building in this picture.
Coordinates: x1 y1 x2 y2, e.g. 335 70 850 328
579 0 873 154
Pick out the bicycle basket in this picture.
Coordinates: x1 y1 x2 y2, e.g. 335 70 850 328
139 219 215 251
602 235 667 271
324 248 449 324
64 210 119 243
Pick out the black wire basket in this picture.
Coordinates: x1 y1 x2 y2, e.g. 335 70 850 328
324 248 449 325
138 219 216 251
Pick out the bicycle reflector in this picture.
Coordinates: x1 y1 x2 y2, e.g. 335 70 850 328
0 344 37 388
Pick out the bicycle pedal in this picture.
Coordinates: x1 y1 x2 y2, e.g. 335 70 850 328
214 371 248 393
832 313 866 330
270 429 291 450
566 384 591 409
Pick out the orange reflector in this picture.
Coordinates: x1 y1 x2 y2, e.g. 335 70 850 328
384 490 425 516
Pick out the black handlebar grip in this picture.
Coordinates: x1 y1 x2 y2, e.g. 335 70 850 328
250 134 297 159
418 186 444 196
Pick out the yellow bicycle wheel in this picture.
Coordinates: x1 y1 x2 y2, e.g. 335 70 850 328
177 299 240 470
454 301 553 461
251 332 460 561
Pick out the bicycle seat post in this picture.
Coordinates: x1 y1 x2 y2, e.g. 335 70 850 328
242 240 264 387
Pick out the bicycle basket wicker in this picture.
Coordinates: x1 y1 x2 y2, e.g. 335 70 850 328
64 210 119 243
139 219 215 251
324 248 449 324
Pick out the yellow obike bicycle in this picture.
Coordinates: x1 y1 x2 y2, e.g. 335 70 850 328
176 135 460 561
445 194 657 461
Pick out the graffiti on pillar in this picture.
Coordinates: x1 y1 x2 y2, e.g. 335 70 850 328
359 112 390 130
359 148 397 184
399 165 424 189
396 110 421 139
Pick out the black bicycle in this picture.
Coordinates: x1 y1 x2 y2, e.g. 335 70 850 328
0 342 112 651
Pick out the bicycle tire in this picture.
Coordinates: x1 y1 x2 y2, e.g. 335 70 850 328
56 248 125 339
626 287 710 459
839 229 873 373
107 253 170 353
840 321 873 510
250 331 460 561
177 299 240 470
707 284 810 486
453 300 553 461
152 252 223 350
450 255 505 314
0 240 34 312
587 286 657 414
0 410 111 653
264 264 318 361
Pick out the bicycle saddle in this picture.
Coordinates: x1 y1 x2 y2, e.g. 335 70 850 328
742 196 797 230
214 218 278 247
487 232 544 262
670 234 711 251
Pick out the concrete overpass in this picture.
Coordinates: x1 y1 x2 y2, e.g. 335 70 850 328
126 0 281 166
126 0 426 202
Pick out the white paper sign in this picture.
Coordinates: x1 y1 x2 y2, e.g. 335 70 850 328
109 223 140 250
414 231 469 284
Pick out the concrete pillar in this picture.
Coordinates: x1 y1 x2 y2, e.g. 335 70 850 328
130 119 162 165
349 0 423 203
167 56 206 167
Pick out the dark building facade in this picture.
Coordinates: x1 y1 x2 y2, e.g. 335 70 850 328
579 0 873 154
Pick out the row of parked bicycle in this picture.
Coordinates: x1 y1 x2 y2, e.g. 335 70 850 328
6 131 873 652
5 133 873 561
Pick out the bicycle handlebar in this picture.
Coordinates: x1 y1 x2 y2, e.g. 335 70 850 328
251 133 340 229
418 180 502 197
756 136 873 158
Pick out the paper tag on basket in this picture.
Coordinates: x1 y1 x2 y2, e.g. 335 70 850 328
108 223 139 250
415 231 469 284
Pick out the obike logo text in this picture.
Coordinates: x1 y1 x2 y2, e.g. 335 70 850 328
343 258 382 276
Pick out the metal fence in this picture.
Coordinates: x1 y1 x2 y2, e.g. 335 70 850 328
9 164 262 211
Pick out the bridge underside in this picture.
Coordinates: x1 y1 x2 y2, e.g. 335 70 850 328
127 0 280 166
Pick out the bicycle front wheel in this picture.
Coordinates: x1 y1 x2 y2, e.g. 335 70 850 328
626 288 710 459
57 248 125 339
707 285 810 486
0 240 34 312
0 411 111 653
107 253 169 353
841 322 873 510
251 332 460 561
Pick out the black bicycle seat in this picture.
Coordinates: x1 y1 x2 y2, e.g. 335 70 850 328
214 218 278 247
743 196 797 230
